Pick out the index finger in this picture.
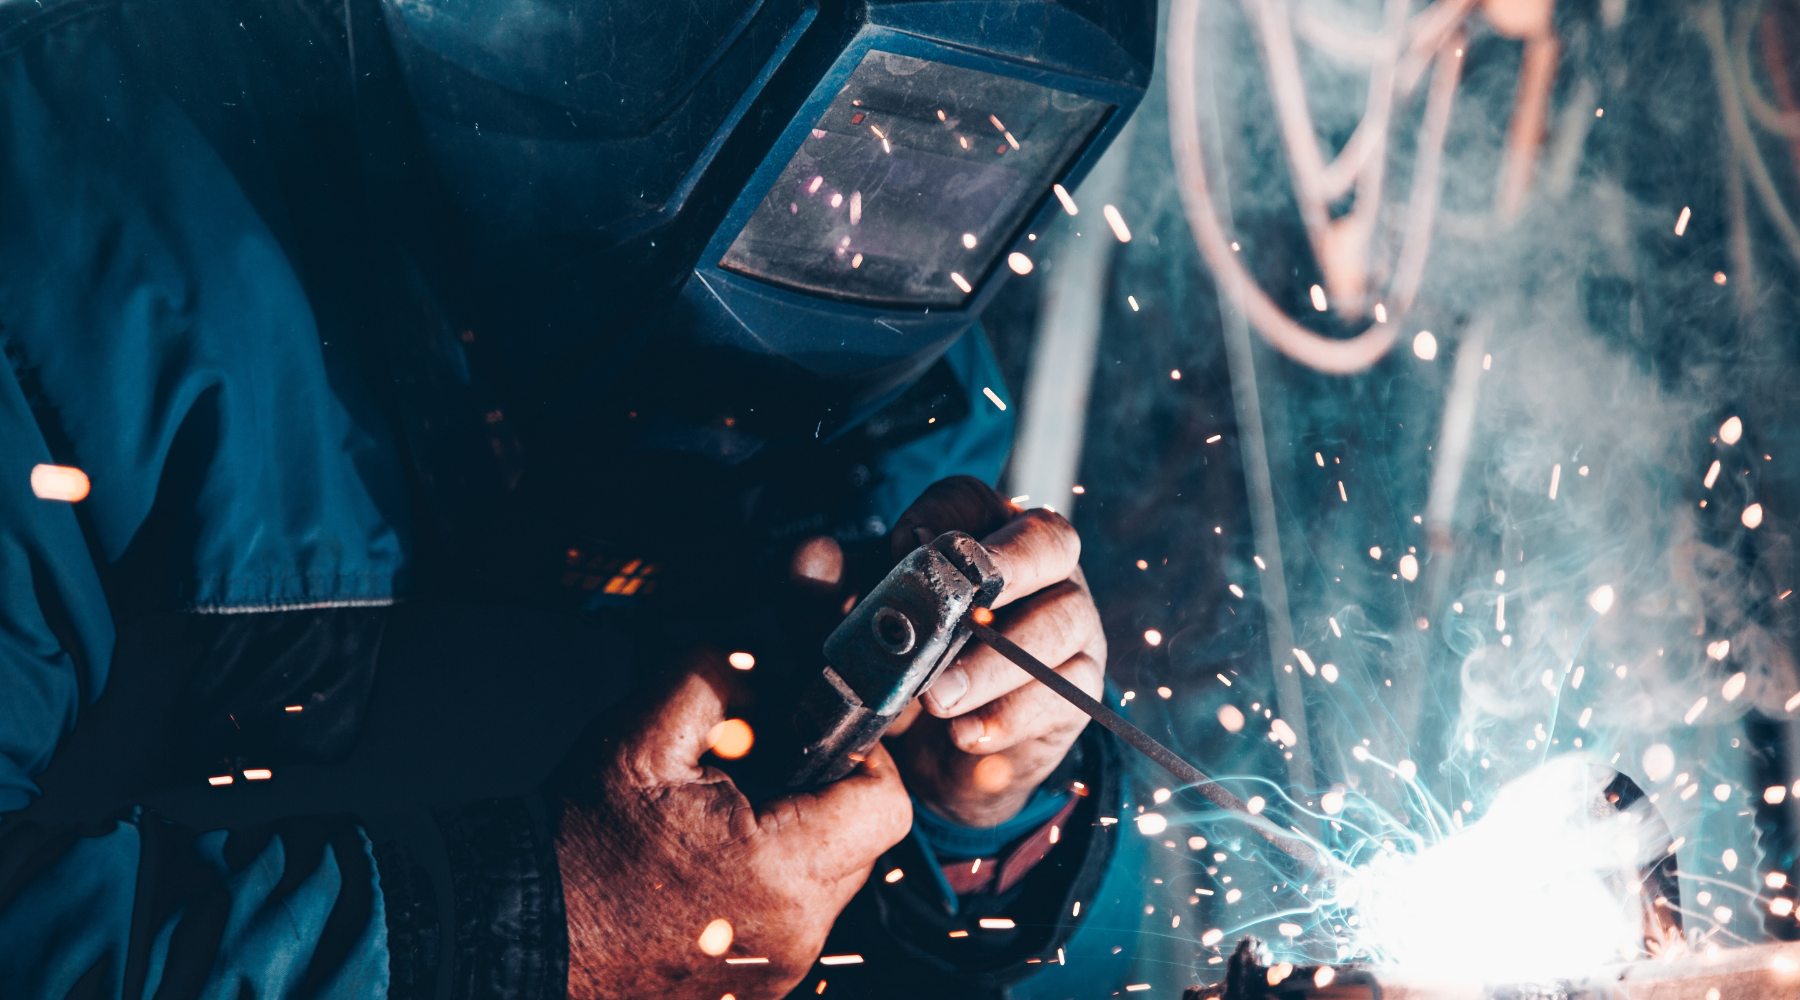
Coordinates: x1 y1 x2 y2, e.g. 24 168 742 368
981 508 1082 609
757 742 912 883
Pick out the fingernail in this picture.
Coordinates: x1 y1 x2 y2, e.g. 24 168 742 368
951 715 984 748
926 667 969 713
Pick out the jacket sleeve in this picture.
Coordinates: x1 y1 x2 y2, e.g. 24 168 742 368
0 2 424 996
0 796 569 1000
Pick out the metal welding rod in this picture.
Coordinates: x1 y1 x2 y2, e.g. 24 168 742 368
968 621 1335 880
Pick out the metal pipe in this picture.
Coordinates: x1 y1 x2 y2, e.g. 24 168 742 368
1006 117 1137 518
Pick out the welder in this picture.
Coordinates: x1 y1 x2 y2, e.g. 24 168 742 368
0 0 1157 997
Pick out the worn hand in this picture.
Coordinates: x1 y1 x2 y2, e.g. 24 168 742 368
557 658 912 1000
791 476 1105 829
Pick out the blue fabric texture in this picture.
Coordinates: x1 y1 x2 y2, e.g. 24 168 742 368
0 811 387 1000
0 0 410 811
0 3 405 997
910 787 1074 861
859 325 1016 532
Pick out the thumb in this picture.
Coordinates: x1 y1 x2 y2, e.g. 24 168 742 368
756 742 912 883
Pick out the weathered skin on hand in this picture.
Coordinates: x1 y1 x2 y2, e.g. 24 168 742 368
558 666 911 1000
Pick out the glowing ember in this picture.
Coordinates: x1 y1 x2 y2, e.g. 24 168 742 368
708 719 754 759
884 869 904 883
1721 416 1743 443
1218 705 1245 732
1743 503 1764 529
1052 183 1079 215
728 651 755 670
699 922 733 956
1136 813 1168 835
30 464 89 502
1413 331 1438 360
1007 252 1033 274
1102 204 1132 242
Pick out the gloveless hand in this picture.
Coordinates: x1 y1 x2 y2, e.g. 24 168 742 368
557 659 911 999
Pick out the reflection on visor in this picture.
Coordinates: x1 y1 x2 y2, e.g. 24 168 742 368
721 51 1111 308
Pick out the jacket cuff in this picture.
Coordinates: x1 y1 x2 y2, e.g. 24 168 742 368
375 796 568 1000
440 796 568 1000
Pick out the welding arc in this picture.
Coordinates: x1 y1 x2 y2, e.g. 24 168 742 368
967 621 1337 881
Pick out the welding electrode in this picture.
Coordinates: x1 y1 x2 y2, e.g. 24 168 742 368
966 621 1336 881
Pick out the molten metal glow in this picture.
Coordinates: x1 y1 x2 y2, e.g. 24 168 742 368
1347 756 1658 983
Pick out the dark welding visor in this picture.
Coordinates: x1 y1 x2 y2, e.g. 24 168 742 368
719 50 1111 309
638 12 1148 438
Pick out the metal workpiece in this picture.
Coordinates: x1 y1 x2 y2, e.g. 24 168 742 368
784 531 1002 787
1187 940 1800 1000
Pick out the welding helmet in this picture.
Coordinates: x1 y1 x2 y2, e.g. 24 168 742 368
376 0 1154 448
